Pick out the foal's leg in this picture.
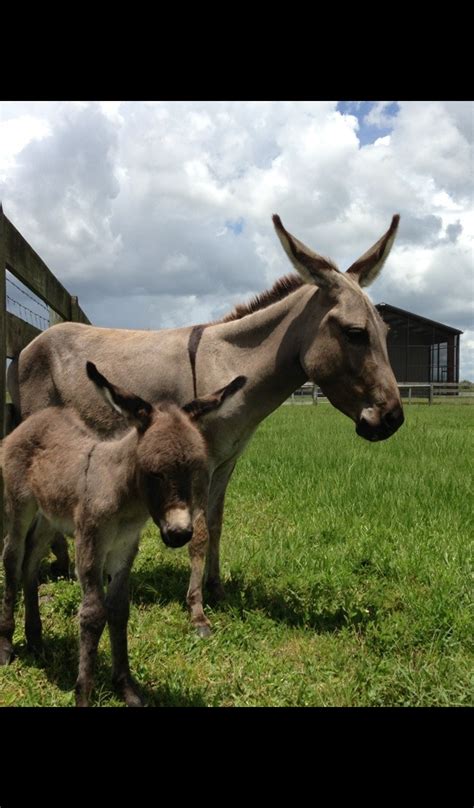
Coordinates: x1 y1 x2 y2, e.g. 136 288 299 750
24 514 70 580
22 514 57 656
187 510 211 638
0 503 36 665
74 532 107 707
105 535 142 707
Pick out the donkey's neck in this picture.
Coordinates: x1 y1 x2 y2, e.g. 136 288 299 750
208 284 317 420
217 284 312 344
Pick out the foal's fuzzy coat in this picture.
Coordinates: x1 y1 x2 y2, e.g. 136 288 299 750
0 363 245 706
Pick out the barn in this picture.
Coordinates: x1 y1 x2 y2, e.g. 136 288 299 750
375 303 462 384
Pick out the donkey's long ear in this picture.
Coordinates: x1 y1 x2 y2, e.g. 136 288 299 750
272 214 341 289
86 361 152 432
346 215 400 288
183 376 247 421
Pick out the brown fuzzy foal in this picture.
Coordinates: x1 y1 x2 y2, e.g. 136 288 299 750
0 362 245 706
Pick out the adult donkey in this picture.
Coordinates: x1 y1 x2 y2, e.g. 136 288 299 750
7 214 404 636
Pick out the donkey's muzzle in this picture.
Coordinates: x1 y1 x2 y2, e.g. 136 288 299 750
160 525 194 548
356 404 404 442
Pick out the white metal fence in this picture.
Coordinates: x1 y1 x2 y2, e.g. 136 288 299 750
286 382 474 405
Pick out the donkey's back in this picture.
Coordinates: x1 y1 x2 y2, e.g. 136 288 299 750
11 321 195 432
2 405 130 533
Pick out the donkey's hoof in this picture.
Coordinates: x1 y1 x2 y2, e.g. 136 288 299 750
114 676 144 707
195 624 212 639
125 691 144 708
206 581 226 603
26 639 45 659
123 684 144 708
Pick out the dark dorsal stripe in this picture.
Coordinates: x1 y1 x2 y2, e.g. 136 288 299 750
188 325 206 398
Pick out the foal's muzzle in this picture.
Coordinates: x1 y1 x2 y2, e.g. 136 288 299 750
356 404 404 442
159 524 194 548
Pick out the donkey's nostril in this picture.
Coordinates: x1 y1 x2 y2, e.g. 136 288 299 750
164 526 193 548
356 403 404 442
382 406 404 431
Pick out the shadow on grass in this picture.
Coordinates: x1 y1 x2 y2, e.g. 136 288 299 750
14 633 80 693
215 573 352 633
138 682 208 708
13 633 208 707
130 561 190 606
129 561 374 634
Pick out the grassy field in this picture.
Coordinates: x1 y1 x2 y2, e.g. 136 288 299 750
0 403 473 707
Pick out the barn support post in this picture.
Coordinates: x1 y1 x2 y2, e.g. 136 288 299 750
447 334 455 387
0 204 6 545
429 384 433 405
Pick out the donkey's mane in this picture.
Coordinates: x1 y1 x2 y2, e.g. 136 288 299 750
217 273 305 324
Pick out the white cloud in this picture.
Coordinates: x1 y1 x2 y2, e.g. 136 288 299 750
0 114 51 175
0 100 472 377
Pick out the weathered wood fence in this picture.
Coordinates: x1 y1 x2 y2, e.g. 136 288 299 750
1 204 90 540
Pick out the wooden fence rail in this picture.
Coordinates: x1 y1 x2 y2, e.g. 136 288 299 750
1 204 90 541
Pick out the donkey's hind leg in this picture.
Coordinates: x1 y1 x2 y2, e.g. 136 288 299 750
23 514 56 656
50 533 71 579
0 501 36 665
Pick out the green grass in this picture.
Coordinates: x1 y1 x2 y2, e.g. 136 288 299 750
1 404 473 707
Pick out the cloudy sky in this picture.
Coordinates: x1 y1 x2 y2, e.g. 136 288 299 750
1 100 473 377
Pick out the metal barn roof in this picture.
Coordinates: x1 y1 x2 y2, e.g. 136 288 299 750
375 303 463 335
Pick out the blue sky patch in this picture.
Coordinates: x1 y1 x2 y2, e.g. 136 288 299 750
337 101 400 146
226 217 244 235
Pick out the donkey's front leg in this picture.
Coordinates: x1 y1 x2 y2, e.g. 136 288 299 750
187 511 211 637
74 539 107 707
205 460 236 602
106 544 143 707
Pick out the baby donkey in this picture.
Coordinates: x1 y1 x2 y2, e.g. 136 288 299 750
0 362 245 706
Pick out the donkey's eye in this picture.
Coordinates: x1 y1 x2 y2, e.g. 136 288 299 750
344 327 368 343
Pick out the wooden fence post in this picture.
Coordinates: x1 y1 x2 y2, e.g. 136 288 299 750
70 295 80 322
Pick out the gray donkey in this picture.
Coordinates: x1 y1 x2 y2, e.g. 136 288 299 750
0 362 245 706
8 214 404 636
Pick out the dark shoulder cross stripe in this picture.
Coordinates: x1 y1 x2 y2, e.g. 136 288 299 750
188 325 206 398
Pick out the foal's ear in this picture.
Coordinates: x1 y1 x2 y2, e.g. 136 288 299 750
86 362 152 432
272 214 341 289
346 215 400 288
182 376 247 421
